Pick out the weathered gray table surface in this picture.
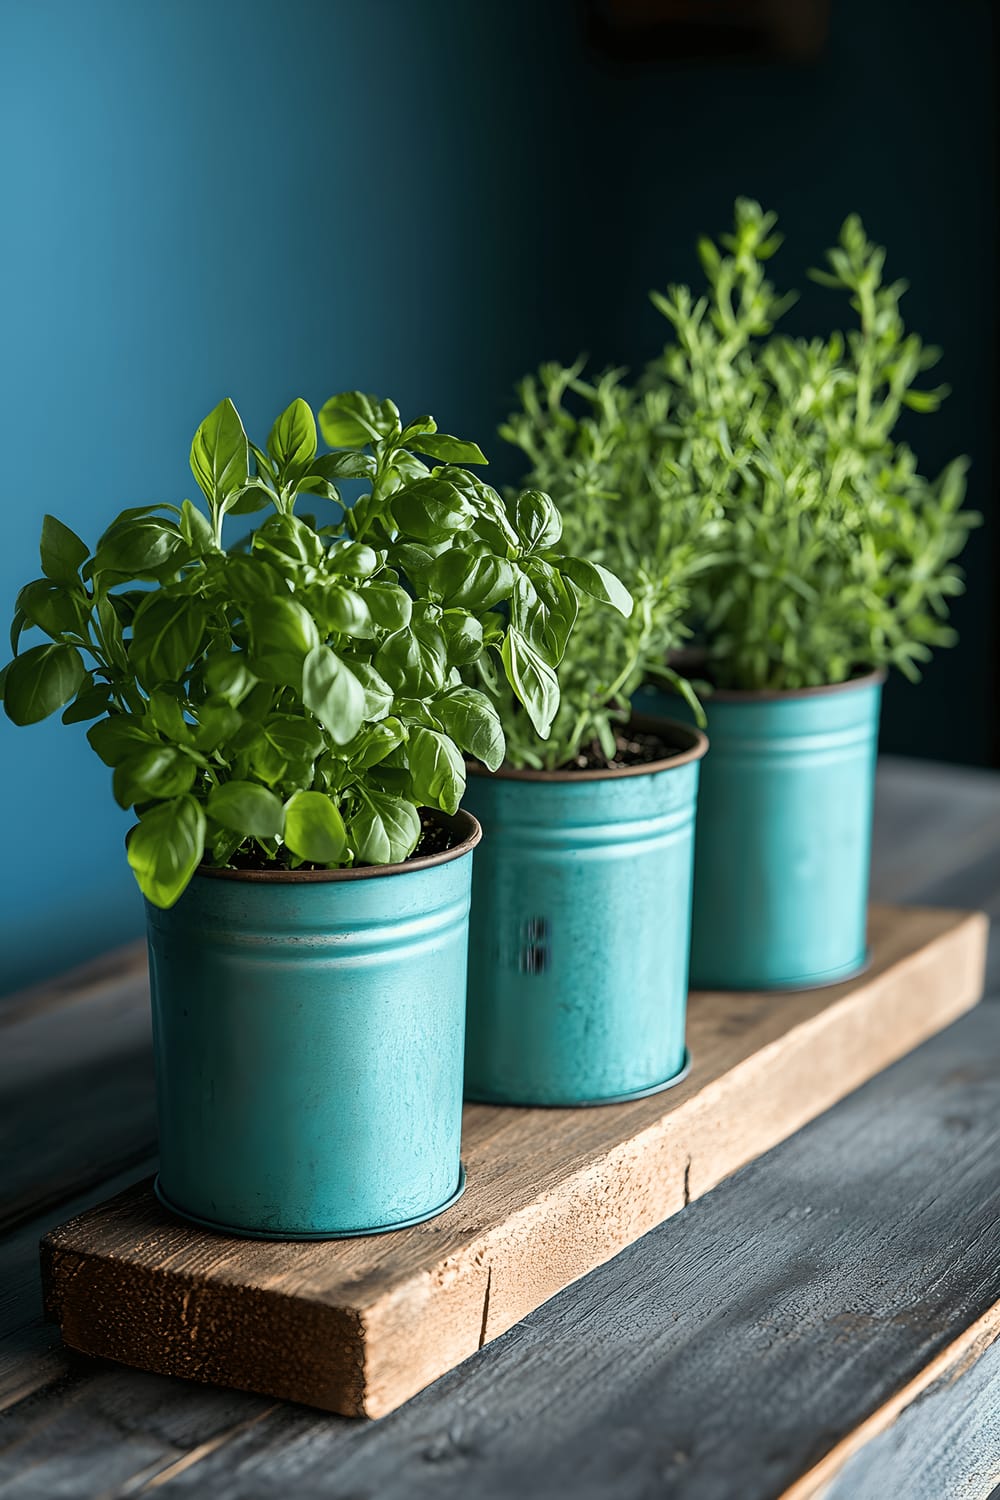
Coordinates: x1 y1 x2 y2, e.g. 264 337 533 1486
1 755 999 1500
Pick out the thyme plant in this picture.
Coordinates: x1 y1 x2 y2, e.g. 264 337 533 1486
498 363 718 768
1 393 628 905
646 201 978 690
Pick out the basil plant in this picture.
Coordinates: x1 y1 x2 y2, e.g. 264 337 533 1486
1 393 630 906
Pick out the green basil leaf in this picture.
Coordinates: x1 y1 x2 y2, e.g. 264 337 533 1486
40 515 89 583
92 517 188 578
440 609 484 666
351 789 421 865
399 414 437 442
9 609 27 657
391 543 440 586
501 628 559 738
113 746 196 809
192 700 243 752
208 780 285 839
411 433 488 465
317 587 370 636
375 623 447 697
341 659 394 720
88 713 160 766
391 478 475 542
310 451 377 482
190 397 250 509
130 595 207 685
302 645 366 744
559 556 633 617
510 489 562 552
2 643 86 725
96 595 129 672
341 716 406 770
433 686 505 771
209 825 244 867
250 442 276 480
179 498 215 553
407 725 466 815
246 598 319 684
252 513 325 569
519 562 579 666
220 554 284 603
62 681 113 724
148 689 190 742
127 794 206 908
16 579 88 639
202 650 256 705
327 540 379 578
318 391 395 448
233 681 275 724
283 790 347 863
430 549 515 610
268 398 317 472
361 582 412 632
226 480 275 516
250 714 324 785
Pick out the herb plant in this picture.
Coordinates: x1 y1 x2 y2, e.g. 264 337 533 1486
1 393 628 906
645 200 978 690
498 364 719 768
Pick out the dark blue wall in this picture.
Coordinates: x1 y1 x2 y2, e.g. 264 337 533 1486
1 0 993 991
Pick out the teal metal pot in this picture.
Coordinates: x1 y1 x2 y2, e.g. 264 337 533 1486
462 719 707 1106
637 673 883 991
144 810 480 1240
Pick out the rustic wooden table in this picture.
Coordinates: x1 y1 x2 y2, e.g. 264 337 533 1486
1 756 999 1500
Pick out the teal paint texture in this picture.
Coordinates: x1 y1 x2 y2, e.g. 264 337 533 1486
146 831 477 1238
1 0 991 993
462 727 704 1105
0 0 573 993
639 678 883 991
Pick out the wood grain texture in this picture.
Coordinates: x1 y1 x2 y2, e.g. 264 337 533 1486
40 903 987 1419
20 998 995 1500
1 758 998 1498
0 945 154 1233
783 1304 1000 1499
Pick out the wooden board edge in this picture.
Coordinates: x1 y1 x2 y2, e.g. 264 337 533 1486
779 1300 1000 1500
40 1238 372 1418
37 907 991 1421
359 909 990 1415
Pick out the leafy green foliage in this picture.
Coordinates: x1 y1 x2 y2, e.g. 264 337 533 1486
2 395 627 905
499 364 715 767
504 203 978 738
645 200 979 689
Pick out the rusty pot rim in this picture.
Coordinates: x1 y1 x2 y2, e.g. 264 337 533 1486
133 808 482 886
466 715 708 784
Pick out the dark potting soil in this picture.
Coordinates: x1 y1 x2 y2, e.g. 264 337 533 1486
213 808 460 874
564 729 681 772
410 808 457 858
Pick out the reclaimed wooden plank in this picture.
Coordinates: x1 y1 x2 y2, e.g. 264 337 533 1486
42 999 997 1500
790 1310 1000 1500
0 1161 158 1412
40 904 987 1419
0 945 154 1234
1 761 998 1498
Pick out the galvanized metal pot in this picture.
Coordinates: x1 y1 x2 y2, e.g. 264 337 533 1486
144 810 480 1240
461 719 707 1106
637 673 883 991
